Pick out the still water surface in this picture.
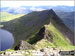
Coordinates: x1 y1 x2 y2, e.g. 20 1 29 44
0 29 14 51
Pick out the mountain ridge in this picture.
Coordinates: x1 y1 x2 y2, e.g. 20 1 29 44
1 9 51 47
48 9 74 45
1 9 75 49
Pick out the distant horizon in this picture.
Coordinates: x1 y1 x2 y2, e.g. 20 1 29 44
1 6 74 12
1 1 74 8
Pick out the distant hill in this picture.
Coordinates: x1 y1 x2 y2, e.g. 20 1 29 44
55 11 74 32
0 12 24 22
1 6 74 14
53 6 74 12
1 9 75 50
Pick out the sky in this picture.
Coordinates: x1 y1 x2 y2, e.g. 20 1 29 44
1 1 74 8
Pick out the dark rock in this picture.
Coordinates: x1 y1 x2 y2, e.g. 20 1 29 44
28 25 54 44
40 49 44 52
44 25 54 43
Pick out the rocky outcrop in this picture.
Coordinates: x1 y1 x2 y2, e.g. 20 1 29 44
44 25 54 43
28 25 54 44
14 40 35 50
37 25 54 43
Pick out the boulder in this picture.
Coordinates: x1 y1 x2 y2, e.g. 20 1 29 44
14 40 35 50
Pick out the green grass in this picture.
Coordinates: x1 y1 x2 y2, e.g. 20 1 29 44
5 49 15 52
48 23 75 50
34 39 55 49
0 49 14 54
0 51 4 54
34 23 75 50
0 12 24 22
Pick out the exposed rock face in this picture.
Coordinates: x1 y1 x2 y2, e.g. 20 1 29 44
44 25 53 42
38 25 54 43
28 25 54 44
14 40 34 50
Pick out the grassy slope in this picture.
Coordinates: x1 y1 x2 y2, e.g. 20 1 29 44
34 23 75 50
35 24 75 50
48 23 75 50
0 12 24 22
34 39 55 49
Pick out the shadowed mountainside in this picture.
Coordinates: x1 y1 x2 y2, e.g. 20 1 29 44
1 9 74 48
1 10 51 47
49 10 74 45
55 11 74 32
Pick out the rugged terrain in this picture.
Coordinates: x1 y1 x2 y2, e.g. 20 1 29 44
1 9 75 51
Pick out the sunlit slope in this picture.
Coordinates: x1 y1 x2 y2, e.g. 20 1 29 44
0 12 24 22
34 23 75 50
49 23 75 50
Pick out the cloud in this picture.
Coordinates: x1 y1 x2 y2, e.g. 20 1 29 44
30 7 46 11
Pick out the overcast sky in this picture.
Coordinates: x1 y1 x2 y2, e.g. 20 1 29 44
1 1 74 8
